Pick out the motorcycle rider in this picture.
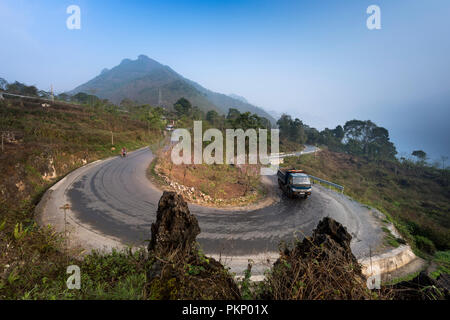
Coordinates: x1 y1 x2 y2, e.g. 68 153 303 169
121 147 127 158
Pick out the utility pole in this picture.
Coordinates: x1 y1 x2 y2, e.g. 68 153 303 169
89 89 96 108
111 131 114 146
442 156 448 170
158 88 162 107
50 84 54 102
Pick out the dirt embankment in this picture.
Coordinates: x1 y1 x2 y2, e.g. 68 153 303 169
149 148 268 207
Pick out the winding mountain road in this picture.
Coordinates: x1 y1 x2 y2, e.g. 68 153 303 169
36 146 394 275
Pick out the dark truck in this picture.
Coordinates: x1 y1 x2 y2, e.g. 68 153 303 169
277 168 312 199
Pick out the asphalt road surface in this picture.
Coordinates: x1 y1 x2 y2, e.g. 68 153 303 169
65 146 385 275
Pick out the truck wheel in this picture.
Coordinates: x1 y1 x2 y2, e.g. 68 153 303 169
304 195 308 199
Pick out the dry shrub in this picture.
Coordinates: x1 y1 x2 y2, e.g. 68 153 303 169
145 246 241 300
260 217 392 300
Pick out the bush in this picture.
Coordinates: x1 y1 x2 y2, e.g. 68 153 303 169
415 235 436 255
430 251 450 278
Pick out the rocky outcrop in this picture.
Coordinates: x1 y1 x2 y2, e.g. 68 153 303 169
148 192 200 254
146 191 241 300
262 217 369 299
278 217 361 272
309 217 355 257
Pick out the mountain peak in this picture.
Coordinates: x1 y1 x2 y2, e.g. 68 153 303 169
120 58 132 65
138 54 151 61
71 56 275 123
119 55 155 66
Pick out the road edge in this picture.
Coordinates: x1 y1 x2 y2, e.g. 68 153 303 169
34 147 150 257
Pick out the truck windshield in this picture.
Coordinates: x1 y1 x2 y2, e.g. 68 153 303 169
292 176 310 185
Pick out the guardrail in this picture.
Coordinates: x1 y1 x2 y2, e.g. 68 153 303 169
308 175 344 193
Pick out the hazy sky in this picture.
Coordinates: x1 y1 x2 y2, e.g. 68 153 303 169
1 0 449 160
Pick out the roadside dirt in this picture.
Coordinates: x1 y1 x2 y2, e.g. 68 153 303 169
148 148 278 209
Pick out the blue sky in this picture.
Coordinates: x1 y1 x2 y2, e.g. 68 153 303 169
1 0 449 160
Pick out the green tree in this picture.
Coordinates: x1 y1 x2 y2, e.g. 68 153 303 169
191 106 204 120
206 110 219 123
412 150 427 162
72 92 92 104
291 118 306 144
147 106 166 131
277 114 306 144
343 120 397 160
305 126 320 145
259 117 271 129
38 90 51 98
173 97 192 117
332 125 344 141
130 105 166 132
57 93 70 101
0 78 7 91
227 108 241 123
227 111 268 130
120 98 135 110
6 81 38 96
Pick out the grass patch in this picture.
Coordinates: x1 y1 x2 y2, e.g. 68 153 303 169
430 251 450 278
380 226 401 248
383 271 421 286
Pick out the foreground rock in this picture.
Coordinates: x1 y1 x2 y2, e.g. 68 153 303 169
148 191 200 254
146 191 241 300
260 217 374 299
